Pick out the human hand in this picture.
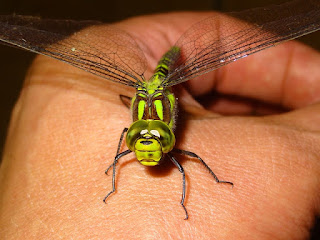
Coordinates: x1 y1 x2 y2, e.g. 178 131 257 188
1 12 320 239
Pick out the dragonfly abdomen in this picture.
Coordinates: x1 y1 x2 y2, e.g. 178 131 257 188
154 46 180 79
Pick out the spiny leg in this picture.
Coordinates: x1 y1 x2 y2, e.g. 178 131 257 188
105 128 128 175
103 149 131 203
172 148 233 187
167 153 189 220
103 127 131 203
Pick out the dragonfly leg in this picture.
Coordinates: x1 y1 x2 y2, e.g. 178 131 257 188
167 153 189 220
172 148 233 187
119 95 132 109
103 127 131 203
103 149 132 203
105 128 128 175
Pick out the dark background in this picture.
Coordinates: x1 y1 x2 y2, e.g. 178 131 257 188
0 0 319 238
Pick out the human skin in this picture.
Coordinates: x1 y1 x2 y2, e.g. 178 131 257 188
0 12 320 239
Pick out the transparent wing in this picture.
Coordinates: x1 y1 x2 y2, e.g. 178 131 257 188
0 15 147 88
162 0 320 87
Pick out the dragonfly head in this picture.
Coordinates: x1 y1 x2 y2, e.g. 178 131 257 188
126 120 175 166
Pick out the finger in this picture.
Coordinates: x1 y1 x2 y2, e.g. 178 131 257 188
212 42 320 109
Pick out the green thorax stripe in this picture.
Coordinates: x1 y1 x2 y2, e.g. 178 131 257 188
131 87 176 129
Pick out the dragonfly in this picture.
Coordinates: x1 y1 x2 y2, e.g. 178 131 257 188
0 0 319 219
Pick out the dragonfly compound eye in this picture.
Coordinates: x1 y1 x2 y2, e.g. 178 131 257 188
126 120 175 166
148 120 175 153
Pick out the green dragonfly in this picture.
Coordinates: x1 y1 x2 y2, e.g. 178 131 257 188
0 0 319 219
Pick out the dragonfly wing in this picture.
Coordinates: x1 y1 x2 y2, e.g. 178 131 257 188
0 15 147 88
163 0 320 87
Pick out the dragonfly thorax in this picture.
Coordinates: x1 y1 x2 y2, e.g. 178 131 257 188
126 84 177 166
131 86 176 127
